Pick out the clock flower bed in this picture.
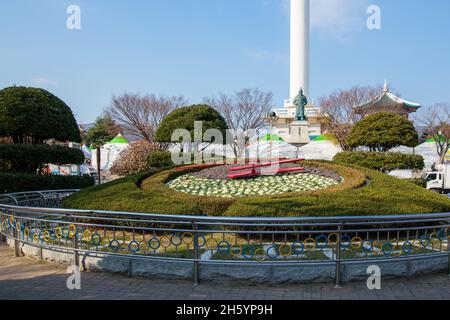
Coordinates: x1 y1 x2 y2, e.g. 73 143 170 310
166 165 341 198
62 161 450 217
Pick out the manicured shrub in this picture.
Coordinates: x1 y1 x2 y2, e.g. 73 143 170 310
130 168 170 186
64 165 236 216
333 151 425 173
62 161 450 217
0 86 80 143
140 167 235 215
147 150 173 168
110 141 158 176
173 163 222 171
407 178 426 188
0 144 85 173
224 163 450 217
64 161 363 216
155 104 229 144
347 112 419 151
0 173 94 193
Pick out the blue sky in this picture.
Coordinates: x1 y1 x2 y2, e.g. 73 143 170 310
1 0 449 123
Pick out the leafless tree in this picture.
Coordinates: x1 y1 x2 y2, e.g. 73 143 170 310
317 85 385 151
205 88 273 158
416 103 450 164
105 93 187 148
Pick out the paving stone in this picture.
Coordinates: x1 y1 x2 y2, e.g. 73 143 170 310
1 244 449 300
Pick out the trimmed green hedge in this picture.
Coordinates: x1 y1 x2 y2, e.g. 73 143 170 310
147 151 173 168
223 162 450 217
62 161 450 217
0 173 94 193
0 144 84 173
407 178 426 188
333 151 424 173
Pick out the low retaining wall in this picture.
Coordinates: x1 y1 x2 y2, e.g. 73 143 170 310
8 239 449 284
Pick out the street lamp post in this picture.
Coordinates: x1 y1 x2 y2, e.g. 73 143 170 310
256 129 260 163
267 112 279 158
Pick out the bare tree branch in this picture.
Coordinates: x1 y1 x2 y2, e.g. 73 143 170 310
318 85 385 151
205 88 273 158
416 103 450 164
105 93 186 149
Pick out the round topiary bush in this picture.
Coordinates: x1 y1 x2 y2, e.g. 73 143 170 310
155 104 229 144
0 86 81 143
347 112 419 152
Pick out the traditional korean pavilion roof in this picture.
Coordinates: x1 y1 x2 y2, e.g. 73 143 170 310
354 82 421 114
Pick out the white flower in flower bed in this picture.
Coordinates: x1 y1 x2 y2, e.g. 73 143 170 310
166 173 340 198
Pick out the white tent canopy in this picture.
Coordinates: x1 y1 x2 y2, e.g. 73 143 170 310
167 134 450 168
391 140 445 169
298 136 342 161
91 133 130 171
167 134 341 161
81 144 92 159
246 140 300 159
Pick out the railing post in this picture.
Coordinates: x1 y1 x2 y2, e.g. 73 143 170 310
36 192 47 207
0 218 5 243
73 236 80 270
193 223 200 286
335 224 343 288
447 233 450 277
12 225 20 257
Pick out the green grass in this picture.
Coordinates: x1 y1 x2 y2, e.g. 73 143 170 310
224 167 450 218
62 166 233 216
62 161 450 217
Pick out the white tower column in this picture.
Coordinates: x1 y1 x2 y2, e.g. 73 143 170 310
290 0 310 101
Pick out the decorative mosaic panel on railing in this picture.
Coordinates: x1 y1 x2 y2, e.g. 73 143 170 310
1 207 448 263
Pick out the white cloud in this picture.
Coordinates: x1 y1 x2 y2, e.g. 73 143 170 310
311 0 369 33
281 0 371 41
31 77 58 86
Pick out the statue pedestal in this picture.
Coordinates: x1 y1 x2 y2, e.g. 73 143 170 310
292 120 309 126
286 120 310 146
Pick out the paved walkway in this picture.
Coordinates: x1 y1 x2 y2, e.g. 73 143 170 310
0 244 449 300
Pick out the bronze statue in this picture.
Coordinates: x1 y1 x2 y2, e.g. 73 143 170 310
293 88 308 121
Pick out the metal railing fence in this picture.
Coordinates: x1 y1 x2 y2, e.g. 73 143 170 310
1 190 449 285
